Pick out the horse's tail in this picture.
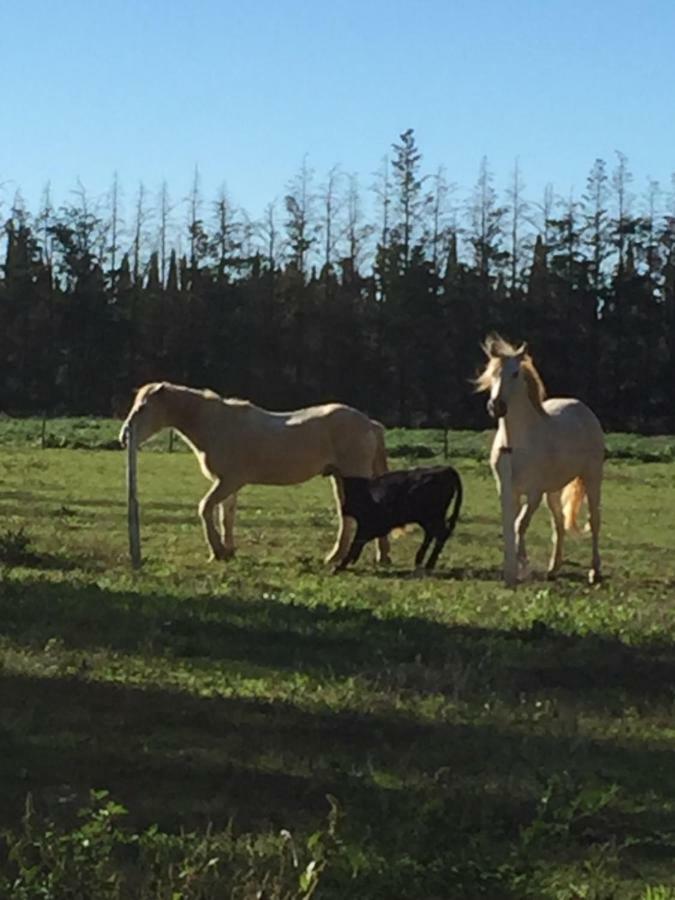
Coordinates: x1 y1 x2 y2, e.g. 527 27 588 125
371 419 389 477
446 470 463 536
561 477 585 532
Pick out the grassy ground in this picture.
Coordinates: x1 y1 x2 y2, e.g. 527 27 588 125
1 421 675 897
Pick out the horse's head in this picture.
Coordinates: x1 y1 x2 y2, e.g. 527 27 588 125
119 383 170 447
476 335 544 420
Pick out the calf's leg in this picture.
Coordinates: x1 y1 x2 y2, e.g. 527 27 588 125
334 534 368 572
414 530 433 569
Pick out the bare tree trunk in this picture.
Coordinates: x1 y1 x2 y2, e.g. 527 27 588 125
431 167 450 272
507 158 528 293
320 165 341 271
132 182 147 285
373 155 391 254
158 180 172 287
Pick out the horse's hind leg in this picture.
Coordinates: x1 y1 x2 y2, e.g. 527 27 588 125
199 479 241 561
370 430 391 565
324 475 356 565
218 493 238 559
545 490 565 579
584 473 603 585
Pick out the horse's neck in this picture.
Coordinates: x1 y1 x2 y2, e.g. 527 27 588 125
501 392 542 448
165 388 218 450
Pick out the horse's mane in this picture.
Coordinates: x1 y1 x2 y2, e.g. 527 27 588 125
188 386 251 406
134 382 164 403
475 334 547 414
134 381 252 408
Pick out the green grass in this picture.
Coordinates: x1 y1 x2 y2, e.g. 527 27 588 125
4 414 675 463
0 421 675 897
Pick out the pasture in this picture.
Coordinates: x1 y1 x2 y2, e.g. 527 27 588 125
1 420 675 898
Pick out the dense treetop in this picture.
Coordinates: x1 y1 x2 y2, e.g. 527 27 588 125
2 131 674 431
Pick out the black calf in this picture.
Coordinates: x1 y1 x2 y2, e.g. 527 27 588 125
335 465 463 572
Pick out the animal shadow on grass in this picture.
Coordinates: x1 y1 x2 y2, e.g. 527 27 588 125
0 527 78 572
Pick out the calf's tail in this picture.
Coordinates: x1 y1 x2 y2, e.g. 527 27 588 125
446 472 463 535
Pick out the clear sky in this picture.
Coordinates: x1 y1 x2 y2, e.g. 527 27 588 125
2 0 674 224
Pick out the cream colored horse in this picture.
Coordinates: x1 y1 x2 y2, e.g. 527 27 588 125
119 382 391 565
475 336 604 587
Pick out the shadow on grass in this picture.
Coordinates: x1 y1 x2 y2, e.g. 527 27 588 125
0 528 79 572
2 576 675 712
2 578 675 893
1 667 675 897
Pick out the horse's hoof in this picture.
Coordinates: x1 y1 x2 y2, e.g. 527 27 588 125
546 569 559 581
208 548 234 562
378 556 392 567
504 569 518 588
588 569 602 585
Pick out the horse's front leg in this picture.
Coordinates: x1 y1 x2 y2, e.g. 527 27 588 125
218 493 238 559
515 491 542 580
495 451 518 586
199 479 241 561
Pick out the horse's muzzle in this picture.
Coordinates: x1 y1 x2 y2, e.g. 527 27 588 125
119 424 129 448
487 398 507 419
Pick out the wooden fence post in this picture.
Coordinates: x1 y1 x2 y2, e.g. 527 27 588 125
127 423 142 569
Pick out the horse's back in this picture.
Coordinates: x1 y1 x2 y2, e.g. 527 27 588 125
318 404 382 476
540 397 604 486
284 402 363 426
543 398 604 453
214 400 380 483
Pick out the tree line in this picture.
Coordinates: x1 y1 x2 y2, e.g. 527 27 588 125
1 130 674 431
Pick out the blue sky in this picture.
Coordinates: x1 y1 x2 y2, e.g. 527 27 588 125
2 0 674 224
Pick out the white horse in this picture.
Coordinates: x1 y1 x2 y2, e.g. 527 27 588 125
119 382 391 565
475 335 605 587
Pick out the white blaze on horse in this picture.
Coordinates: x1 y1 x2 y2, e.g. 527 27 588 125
475 335 604 587
119 382 391 566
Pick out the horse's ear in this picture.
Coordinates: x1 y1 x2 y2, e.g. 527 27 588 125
515 342 528 361
483 336 500 358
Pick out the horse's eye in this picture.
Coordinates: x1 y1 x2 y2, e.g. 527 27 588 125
511 371 519 379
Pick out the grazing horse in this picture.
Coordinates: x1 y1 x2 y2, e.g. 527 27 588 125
475 335 604 587
119 382 391 565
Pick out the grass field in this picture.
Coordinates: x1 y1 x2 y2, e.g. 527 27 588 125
1 419 675 898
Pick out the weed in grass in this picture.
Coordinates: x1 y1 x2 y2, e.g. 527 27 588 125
0 790 342 899
0 528 35 567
